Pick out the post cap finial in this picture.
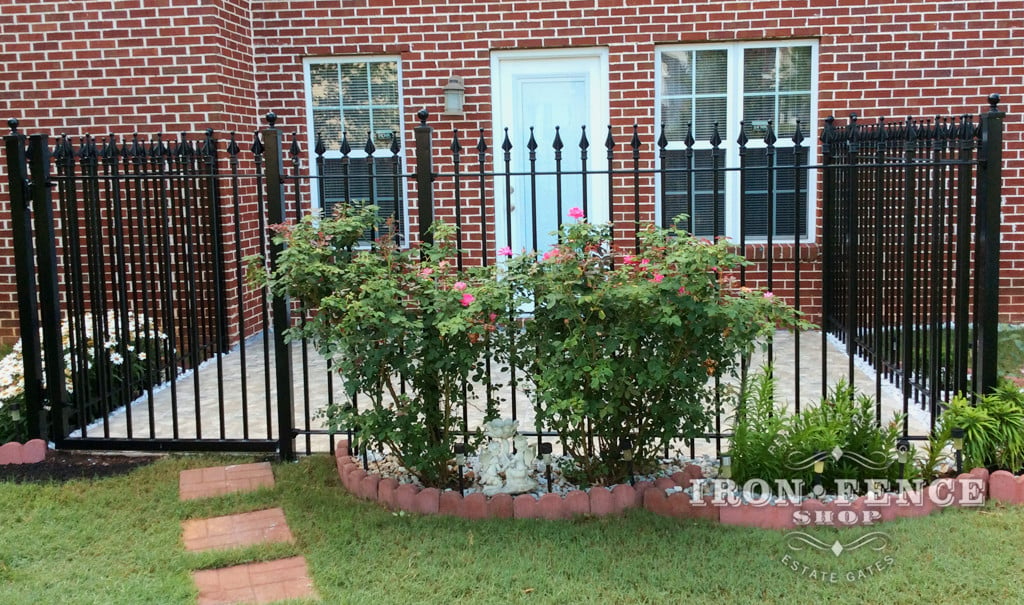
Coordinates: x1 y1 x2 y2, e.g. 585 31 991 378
988 93 1001 112
417 108 429 125
7 118 18 134
265 112 278 127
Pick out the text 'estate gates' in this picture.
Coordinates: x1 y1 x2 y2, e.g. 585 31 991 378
2 96 1005 458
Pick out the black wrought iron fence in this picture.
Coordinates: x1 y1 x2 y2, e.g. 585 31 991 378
1 95 1005 459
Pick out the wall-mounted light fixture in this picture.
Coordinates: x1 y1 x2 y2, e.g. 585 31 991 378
442 76 466 117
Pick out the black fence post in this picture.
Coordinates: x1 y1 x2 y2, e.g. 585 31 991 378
414 109 434 245
262 114 295 461
974 94 1005 396
29 134 64 443
4 120 44 440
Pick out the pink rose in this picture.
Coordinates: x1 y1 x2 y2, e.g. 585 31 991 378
650 273 664 283
568 206 584 219
419 267 434 277
498 245 513 257
460 293 476 307
453 281 468 291
541 249 558 261
763 291 775 300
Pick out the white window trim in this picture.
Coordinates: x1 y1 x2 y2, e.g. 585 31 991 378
302 56 409 243
654 40 819 243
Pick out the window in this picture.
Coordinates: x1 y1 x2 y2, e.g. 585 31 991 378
657 42 816 240
304 58 404 239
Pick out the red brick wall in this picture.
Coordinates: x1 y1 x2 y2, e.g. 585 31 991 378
0 0 260 344
1 0 1022 342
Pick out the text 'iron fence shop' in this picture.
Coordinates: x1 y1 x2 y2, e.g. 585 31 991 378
1 95 1004 459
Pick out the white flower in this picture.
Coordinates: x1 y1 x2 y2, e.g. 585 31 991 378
109 352 124 366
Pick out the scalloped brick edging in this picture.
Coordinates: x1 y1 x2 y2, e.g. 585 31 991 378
0 439 48 465
986 469 1024 504
333 443 991 527
334 441 676 520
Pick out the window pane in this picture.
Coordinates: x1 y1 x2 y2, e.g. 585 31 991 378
694 97 726 142
322 157 399 239
778 94 811 138
310 64 340 106
780 46 812 92
341 63 369 106
661 51 693 95
739 147 809 238
313 109 344 151
370 62 399 104
663 150 724 236
372 108 400 140
344 109 371 140
662 149 691 226
744 48 777 93
742 96 776 139
661 98 692 142
694 50 727 94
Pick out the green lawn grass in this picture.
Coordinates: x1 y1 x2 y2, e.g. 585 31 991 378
2 454 1023 604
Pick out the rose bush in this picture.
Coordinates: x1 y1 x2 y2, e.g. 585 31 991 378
504 210 805 485
252 206 514 488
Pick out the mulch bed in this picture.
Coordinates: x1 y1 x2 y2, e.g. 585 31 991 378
0 450 160 484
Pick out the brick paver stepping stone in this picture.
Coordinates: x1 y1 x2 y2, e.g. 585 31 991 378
182 508 294 552
179 462 275 501
192 556 317 605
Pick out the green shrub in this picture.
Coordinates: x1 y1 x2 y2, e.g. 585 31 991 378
729 373 905 495
937 383 1024 473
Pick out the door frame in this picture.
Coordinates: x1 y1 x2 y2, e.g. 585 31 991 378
490 48 610 253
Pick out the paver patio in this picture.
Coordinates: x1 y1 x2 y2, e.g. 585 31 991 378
84 329 934 457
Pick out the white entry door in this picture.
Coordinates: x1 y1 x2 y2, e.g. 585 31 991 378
492 49 609 254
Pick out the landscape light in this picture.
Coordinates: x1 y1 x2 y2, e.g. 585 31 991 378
951 427 964 475
540 442 553 493
896 437 910 479
720 455 732 480
454 442 466 496
620 437 635 486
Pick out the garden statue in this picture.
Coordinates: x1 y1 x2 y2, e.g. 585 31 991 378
477 419 539 495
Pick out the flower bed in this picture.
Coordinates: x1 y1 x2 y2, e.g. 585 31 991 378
334 442 990 527
0 311 170 443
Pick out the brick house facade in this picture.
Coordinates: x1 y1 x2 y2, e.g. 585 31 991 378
0 0 1021 344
